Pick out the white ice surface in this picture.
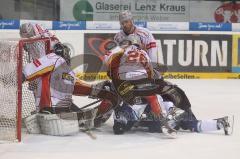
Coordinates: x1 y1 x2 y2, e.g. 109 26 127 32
0 79 240 159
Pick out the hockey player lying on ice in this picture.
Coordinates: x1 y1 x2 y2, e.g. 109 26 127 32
112 89 231 136
101 35 232 137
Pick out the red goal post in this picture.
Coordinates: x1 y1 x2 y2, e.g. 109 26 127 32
0 37 51 142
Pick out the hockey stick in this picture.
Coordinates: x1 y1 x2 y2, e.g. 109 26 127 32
79 99 102 110
81 129 97 140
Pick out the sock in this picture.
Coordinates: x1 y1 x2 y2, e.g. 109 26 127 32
145 95 161 116
198 120 218 132
97 100 112 115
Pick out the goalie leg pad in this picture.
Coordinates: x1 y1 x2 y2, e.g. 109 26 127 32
37 112 79 136
24 114 41 134
160 85 191 111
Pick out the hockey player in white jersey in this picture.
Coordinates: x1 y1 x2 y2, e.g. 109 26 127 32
22 43 118 136
20 23 61 100
19 23 116 131
95 13 166 126
104 34 177 138
114 10 159 69
20 22 59 59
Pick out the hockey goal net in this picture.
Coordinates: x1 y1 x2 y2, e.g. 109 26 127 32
0 37 51 142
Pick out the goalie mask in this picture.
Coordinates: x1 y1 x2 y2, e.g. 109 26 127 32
54 43 71 66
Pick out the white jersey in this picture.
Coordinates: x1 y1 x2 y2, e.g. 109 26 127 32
23 53 76 110
114 26 158 64
105 45 153 80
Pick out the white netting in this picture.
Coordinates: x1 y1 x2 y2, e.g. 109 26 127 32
0 38 49 142
0 40 19 141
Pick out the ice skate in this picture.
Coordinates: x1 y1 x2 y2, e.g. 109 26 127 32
216 116 233 135
161 124 177 139
167 107 185 121
159 115 177 139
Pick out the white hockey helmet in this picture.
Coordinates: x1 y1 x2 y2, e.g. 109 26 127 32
120 34 142 48
20 23 47 38
19 23 36 38
119 10 133 23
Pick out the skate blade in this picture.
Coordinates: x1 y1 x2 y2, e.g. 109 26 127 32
161 127 177 139
227 115 234 136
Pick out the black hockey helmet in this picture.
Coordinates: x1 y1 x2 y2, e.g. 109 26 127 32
54 43 71 66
